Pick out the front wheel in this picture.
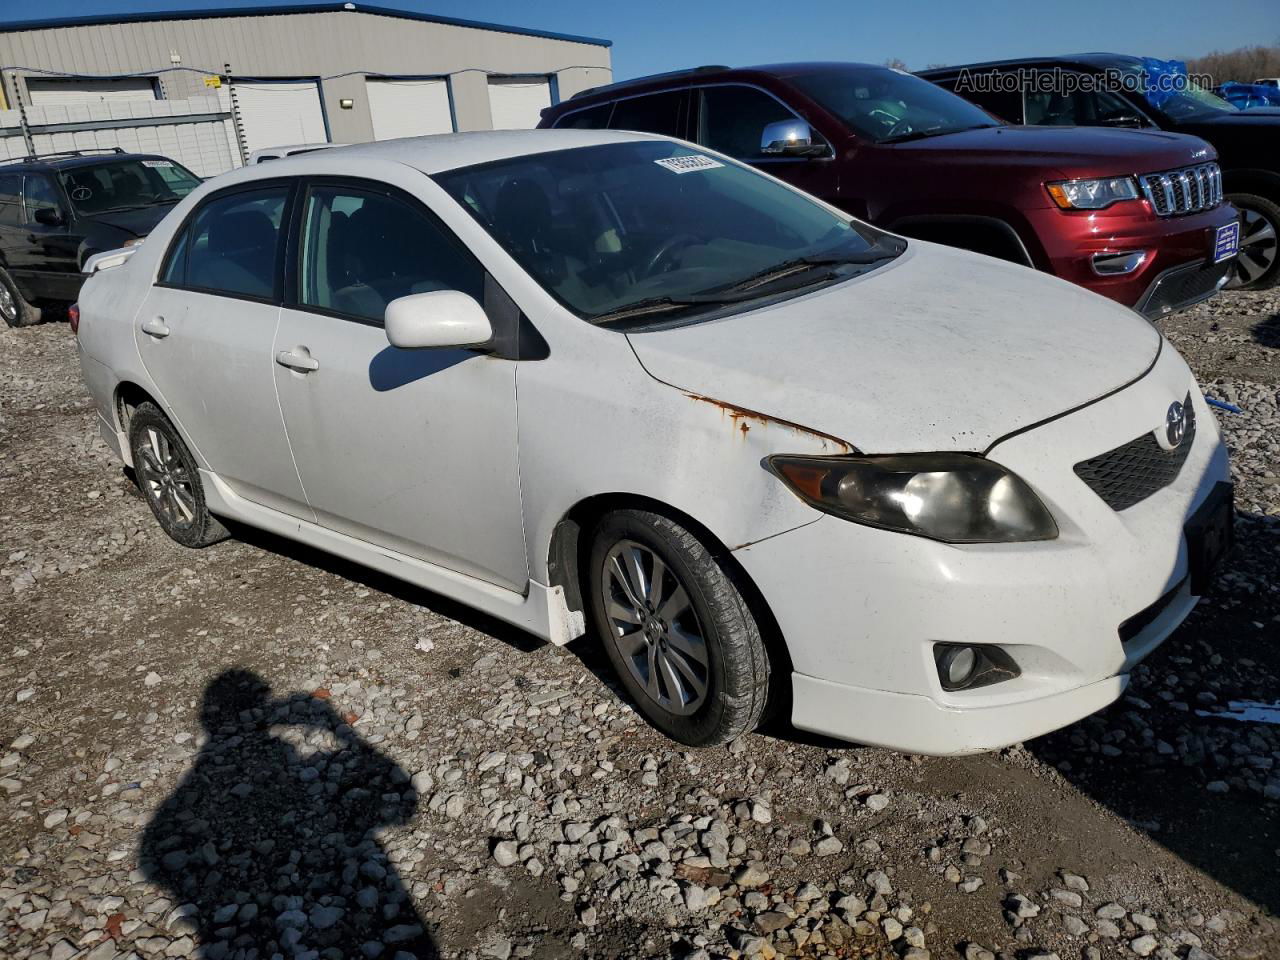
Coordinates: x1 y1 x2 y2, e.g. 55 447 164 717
1224 193 1280 290
128 402 229 548
586 509 771 746
0 266 41 327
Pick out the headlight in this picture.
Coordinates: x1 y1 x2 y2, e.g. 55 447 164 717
766 453 1058 543
122 237 145 248
1046 177 1139 210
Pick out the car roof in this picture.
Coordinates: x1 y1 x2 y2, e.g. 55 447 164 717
554 61 896 110
0 151 177 171
225 129 668 179
919 53 1141 78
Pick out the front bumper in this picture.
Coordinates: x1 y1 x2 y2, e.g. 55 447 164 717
1027 200 1238 312
734 347 1230 754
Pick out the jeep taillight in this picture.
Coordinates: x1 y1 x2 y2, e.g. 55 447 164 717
68 303 80 336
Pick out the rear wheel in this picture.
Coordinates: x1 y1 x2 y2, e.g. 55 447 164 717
586 509 771 746
1224 193 1280 289
128 402 228 548
0 267 41 327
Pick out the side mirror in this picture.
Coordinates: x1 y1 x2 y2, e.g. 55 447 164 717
760 119 827 157
384 290 493 350
33 207 65 227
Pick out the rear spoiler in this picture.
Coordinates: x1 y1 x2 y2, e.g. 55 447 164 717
83 246 139 275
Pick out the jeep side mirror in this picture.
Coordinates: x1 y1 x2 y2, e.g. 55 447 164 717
33 207 65 227
759 120 828 157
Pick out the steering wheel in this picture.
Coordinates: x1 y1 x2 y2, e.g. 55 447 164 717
872 110 912 140
641 234 700 279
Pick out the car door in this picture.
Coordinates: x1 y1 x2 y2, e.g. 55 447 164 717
272 178 527 590
0 174 24 280
691 84 839 204
135 181 312 519
18 173 82 300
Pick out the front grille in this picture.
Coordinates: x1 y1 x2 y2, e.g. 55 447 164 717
1139 162 1222 217
1074 396 1196 510
1136 258 1232 318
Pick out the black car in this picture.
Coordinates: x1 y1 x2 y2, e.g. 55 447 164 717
0 149 202 326
921 54 1280 289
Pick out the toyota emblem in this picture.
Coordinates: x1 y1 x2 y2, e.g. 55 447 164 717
1166 401 1186 447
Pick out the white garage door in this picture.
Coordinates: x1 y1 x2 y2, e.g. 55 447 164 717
27 77 157 105
366 78 454 140
233 81 327 154
487 77 552 130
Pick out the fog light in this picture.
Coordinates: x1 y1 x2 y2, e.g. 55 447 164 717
938 645 977 688
1091 250 1147 276
933 643 1021 692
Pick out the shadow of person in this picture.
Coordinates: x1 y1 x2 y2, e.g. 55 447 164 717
140 669 438 959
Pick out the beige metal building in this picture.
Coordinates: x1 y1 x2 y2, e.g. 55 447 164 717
0 2 612 169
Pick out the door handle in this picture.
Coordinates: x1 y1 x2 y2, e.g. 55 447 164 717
276 349 319 373
140 316 170 338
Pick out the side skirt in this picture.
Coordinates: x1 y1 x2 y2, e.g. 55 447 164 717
200 469 586 646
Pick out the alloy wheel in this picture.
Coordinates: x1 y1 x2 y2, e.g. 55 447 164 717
600 540 710 715
0 283 15 322
135 426 197 529
1227 205 1278 288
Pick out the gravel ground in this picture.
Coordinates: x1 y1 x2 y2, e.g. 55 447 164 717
1 289 1278 960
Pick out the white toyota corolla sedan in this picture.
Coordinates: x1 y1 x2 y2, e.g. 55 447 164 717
75 130 1232 754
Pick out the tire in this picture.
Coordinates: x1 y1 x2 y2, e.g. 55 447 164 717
0 266 41 328
586 509 770 746
1224 192 1280 290
128 402 229 548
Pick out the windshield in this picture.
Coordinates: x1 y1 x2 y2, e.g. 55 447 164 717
434 140 900 324
60 158 202 215
1114 62 1238 121
789 66 1001 143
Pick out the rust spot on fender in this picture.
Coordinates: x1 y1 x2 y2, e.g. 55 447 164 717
684 392 855 453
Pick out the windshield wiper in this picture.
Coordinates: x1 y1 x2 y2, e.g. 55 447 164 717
880 122 998 144
588 295 734 326
721 245 903 293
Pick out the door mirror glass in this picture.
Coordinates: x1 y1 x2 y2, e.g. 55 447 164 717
384 290 492 350
33 206 65 226
760 119 824 156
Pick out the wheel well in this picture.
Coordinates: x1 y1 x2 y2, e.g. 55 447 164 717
548 494 795 699
891 217 1033 267
1222 168 1280 203
114 381 160 436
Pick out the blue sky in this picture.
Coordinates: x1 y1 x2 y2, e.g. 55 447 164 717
3 0 1278 80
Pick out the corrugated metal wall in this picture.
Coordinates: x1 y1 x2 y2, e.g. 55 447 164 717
0 9 612 143
0 93 239 176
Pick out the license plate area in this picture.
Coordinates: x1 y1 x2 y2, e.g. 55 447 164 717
1185 481 1234 594
1213 221 1240 263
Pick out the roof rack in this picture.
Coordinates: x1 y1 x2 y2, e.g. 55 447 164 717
1 147 127 165
570 64 731 100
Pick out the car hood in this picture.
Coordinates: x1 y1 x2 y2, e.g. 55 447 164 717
625 242 1160 454
85 204 176 238
892 124 1213 177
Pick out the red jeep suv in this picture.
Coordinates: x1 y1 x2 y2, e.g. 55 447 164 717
539 62 1240 317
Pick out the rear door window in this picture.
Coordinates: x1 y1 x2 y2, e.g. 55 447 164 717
0 174 21 226
696 85 803 159
167 187 289 300
608 91 688 138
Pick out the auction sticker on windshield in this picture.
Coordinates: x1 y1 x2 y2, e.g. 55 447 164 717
654 156 724 174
